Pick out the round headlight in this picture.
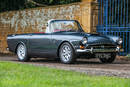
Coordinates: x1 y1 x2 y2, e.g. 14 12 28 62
81 37 88 45
117 38 122 45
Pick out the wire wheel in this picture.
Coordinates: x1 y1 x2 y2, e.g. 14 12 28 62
17 43 30 62
99 53 116 63
59 42 75 64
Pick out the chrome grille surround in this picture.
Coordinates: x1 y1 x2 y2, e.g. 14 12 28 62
86 44 117 49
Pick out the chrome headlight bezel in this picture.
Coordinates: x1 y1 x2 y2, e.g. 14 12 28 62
117 38 123 45
81 37 88 45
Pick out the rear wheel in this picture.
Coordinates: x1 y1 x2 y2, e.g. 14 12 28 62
99 53 116 63
17 43 30 62
59 42 76 64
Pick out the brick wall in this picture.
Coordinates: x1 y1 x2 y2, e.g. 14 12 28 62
0 1 98 53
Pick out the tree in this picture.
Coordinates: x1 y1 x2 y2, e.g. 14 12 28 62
0 0 81 12
0 0 27 12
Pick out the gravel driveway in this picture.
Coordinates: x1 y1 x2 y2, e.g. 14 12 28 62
0 55 130 78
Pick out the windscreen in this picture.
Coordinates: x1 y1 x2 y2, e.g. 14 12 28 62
50 20 82 32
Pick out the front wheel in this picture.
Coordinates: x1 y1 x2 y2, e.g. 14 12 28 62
59 42 76 64
98 53 116 63
17 43 30 62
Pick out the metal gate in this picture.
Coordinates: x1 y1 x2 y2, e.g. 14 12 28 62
97 0 130 55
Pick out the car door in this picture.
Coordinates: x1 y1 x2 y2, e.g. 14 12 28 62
28 33 52 56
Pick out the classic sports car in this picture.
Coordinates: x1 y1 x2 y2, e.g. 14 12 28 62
7 19 122 64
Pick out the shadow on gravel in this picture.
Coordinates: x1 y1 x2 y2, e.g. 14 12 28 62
16 58 129 65
10 58 101 65
26 58 102 64
0 55 129 65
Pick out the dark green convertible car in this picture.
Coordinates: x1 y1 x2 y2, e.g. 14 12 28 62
7 20 123 64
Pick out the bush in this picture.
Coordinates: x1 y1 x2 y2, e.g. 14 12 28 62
127 54 130 59
0 0 81 12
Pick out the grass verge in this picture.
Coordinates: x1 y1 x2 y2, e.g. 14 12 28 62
0 61 130 87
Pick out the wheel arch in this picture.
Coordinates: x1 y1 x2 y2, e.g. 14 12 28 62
57 41 75 57
15 41 26 54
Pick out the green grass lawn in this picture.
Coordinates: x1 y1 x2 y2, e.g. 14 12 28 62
0 62 130 87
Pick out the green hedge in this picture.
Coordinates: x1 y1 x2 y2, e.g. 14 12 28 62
0 0 81 12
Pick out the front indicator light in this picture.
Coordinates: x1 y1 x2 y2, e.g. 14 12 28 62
119 45 122 48
80 45 85 49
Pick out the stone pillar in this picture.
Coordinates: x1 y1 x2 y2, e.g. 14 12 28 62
80 1 98 33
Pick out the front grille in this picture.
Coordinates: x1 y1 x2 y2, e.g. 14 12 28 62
86 44 117 49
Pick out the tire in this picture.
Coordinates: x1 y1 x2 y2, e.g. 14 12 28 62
59 42 76 64
99 53 116 63
16 43 30 62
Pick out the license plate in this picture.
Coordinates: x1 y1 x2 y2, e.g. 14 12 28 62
95 53 111 59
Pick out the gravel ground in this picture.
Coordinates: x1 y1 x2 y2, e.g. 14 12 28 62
0 55 130 78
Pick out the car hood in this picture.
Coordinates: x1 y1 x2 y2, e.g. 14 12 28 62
80 32 116 45
54 31 116 45
62 32 116 45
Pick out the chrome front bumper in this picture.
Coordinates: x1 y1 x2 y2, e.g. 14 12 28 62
76 47 122 53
